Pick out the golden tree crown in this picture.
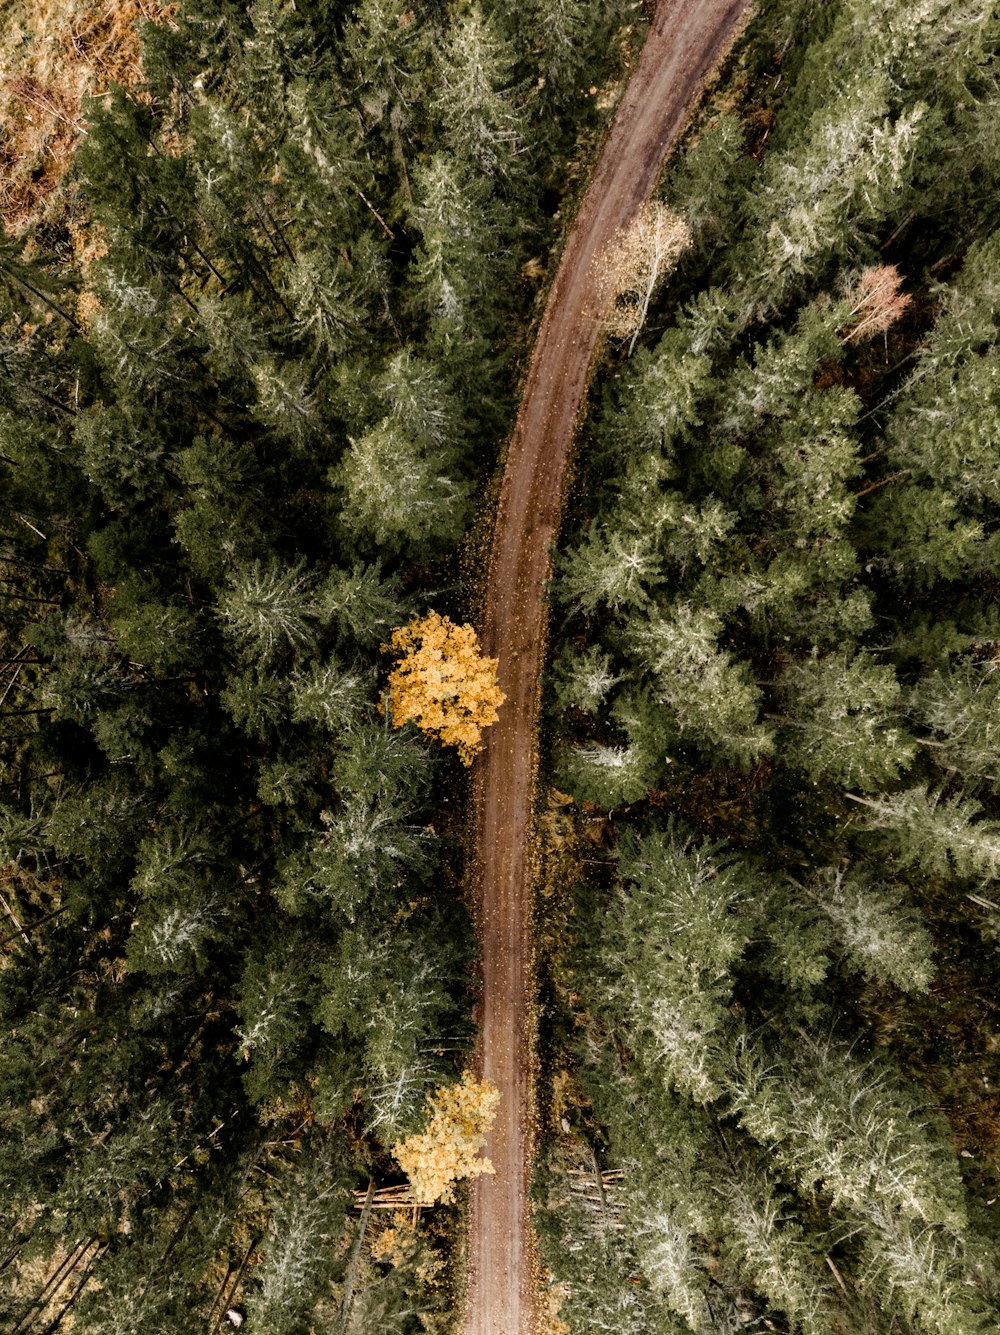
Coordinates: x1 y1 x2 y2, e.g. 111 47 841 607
392 1072 501 1205
383 612 505 765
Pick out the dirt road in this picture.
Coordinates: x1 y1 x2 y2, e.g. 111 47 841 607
466 3 752 1331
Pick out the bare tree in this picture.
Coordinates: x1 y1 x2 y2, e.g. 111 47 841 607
602 202 691 354
841 263 911 343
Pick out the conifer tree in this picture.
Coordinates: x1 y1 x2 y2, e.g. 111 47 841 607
600 826 754 1102
805 865 935 993
558 522 663 615
555 730 657 810
849 785 1000 882
913 655 1000 788
248 1135 351 1332
594 327 712 463
319 563 410 649
335 420 472 554
623 603 772 767
217 560 319 661
778 649 915 791
407 151 515 350
550 643 620 717
431 4 523 180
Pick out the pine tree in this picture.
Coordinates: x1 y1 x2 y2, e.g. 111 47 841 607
236 928 317 1104
288 794 434 925
318 563 410 649
111 600 207 676
550 643 620 717
406 151 515 346
558 522 663 615
849 785 1000 882
728 0 990 317
496 0 635 119
662 113 755 256
334 419 471 554
555 734 657 810
881 233 1000 515
217 559 318 661
247 1134 351 1332
866 483 988 590
914 655 1000 788
340 0 423 130
623 603 772 767
805 865 935 993
712 300 847 441
316 914 468 1139
45 779 148 882
594 327 712 464
599 826 754 1103
777 649 915 791
72 402 167 509
759 385 861 545
861 1202 995 1335
430 5 523 180
727 1027 967 1231
290 659 369 735
221 667 293 743
628 1203 707 1330
704 542 874 649
251 360 323 453
719 1162 834 1334
753 86 926 297
284 240 368 364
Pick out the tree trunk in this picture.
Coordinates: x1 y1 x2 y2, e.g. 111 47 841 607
10 1237 94 1335
340 1178 376 1324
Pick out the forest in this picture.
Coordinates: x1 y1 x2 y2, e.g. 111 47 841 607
0 0 999 1331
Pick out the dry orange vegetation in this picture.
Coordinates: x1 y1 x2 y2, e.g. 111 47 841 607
391 1073 500 1205
603 199 691 349
0 0 175 234
370 1214 445 1285
841 263 911 343
535 1272 571 1335
384 612 505 765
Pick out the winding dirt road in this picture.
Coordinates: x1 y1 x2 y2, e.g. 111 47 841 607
466 3 752 1331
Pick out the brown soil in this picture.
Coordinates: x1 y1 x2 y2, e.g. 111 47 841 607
465 2 752 1332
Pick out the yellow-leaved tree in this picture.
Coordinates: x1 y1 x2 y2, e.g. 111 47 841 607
383 612 505 765
392 1072 501 1205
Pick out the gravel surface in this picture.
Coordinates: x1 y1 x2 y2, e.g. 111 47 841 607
465 4 752 1330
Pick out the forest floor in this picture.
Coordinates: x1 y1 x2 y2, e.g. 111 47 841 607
465 1 753 1331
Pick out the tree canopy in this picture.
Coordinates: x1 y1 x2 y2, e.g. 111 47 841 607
384 612 505 765
2 0 1000 1328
